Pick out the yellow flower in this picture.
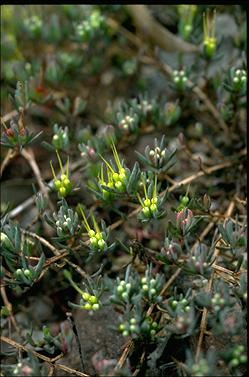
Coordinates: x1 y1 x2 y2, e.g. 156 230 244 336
203 9 217 58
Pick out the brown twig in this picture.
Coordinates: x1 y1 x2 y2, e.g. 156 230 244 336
0 336 89 377
195 200 235 361
125 5 199 53
20 148 54 211
21 229 89 279
8 159 84 219
0 149 18 177
0 286 20 333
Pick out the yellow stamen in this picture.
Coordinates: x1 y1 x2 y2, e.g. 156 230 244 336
56 150 64 174
153 176 157 200
91 213 100 234
99 154 115 175
141 177 148 200
137 193 145 208
50 161 57 180
111 139 122 172
79 205 91 233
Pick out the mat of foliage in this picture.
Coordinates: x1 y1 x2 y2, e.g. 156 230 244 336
0 4 247 377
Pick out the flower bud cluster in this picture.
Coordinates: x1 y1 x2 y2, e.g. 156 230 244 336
137 99 153 116
80 292 100 311
203 10 216 58
149 147 166 167
136 135 176 174
119 316 159 338
115 280 132 303
50 151 72 198
228 345 247 368
191 358 210 376
176 208 193 233
137 176 159 220
211 292 226 312
174 309 195 335
169 297 190 314
98 140 128 198
184 244 214 277
140 276 162 302
177 5 197 40
52 124 69 150
23 16 42 38
160 237 182 263
79 142 97 162
75 10 105 42
63 269 101 311
118 113 138 134
172 70 188 91
80 206 107 252
53 203 79 238
15 267 33 284
231 68 247 93
176 195 190 212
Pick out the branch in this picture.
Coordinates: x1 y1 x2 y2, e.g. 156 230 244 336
21 148 54 211
0 149 18 177
0 336 89 377
195 200 235 361
125 5 199 53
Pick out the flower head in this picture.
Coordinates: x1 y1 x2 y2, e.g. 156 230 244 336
50 150 72 198
79 206 107 252
203 9 217 58
98 139 128 194
137 176 158 219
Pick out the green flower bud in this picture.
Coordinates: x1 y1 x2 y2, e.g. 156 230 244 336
115 181 125 192
181 298 188 306
150 288 156 295
119 324 125 331
82 292 91 301
88 295 97 304
142 207 151 217
90 237 98 246
0 232 14 251
92 303 100 310
230 358 239 367
150 279 156 286
142 284 149 291
98 239 106 250
24 269 32 277
15 269 23 276
239 355 247 363
54 179 61 190
89 229 96 237
61 174 67 181
117 285 124 293
121 292 128 300
122 330 129 337
59 186 67 197
171 300 178 308
130 325 136 332
150 203 157 213
84 303 92 310
126 283 131 290
113 172 120 182
150 329 156 336
130 318 136 324
144 198 151 207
